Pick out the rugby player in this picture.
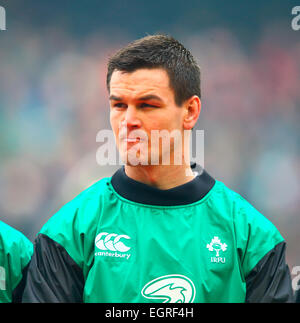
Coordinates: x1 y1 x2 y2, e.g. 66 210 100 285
23 35 294 302
0 220 33 302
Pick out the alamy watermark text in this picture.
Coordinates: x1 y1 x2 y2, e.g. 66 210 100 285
0 6 6 31
291 6 300 30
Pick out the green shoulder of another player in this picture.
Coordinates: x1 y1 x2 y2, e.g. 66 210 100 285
0 220 33 303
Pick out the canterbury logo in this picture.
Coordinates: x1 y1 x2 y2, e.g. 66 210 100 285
95 232 131 252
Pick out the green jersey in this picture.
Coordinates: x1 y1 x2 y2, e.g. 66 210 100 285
23 166 293 302
0 221 33 303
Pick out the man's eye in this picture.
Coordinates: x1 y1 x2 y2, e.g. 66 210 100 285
140 103 158 108
114 103 127 108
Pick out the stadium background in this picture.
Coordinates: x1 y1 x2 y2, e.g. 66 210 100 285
0 1 299 287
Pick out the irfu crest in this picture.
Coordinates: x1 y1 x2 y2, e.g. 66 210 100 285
206 236 227 257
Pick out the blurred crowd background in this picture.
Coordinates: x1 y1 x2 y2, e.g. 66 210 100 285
0 1 299 280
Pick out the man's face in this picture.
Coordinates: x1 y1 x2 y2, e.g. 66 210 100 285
109 68 188 166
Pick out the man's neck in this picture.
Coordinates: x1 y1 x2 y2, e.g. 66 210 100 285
124 164 195 190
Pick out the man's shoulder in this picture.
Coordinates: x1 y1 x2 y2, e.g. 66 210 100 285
39 177 112 238
211 179 283 238
208 179 254 216
211 180 284 276
57 176 110 210
69 176 112 205
212 180 269 216
37 176 113 266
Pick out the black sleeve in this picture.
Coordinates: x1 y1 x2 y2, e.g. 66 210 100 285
12 263 30 303
296 285 300 303
22 234 84 303
245 241 294 303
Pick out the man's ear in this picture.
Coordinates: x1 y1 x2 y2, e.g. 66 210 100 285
183 96 201 130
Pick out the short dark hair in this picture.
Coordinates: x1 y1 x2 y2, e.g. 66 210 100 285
106 34 201 106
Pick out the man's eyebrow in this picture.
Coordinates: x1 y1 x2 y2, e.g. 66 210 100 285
109 95 122 101
137 95 164 102
109 94 164 102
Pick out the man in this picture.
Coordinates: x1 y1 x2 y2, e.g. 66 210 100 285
23 35 293 302
0 220 33 302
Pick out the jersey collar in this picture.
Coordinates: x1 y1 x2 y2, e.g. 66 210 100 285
111 164 215 206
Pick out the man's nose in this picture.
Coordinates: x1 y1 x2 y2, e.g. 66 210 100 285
122 106 142 128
